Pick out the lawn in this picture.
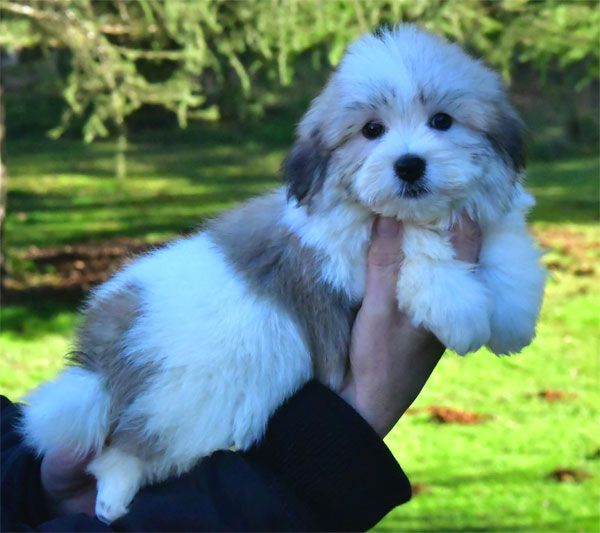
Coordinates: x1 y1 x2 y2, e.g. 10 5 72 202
2 118 599 531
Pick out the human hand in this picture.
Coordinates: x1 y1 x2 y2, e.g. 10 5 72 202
339 214 482 437
41 449 97 517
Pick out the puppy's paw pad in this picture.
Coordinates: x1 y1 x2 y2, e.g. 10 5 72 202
95 497 128 524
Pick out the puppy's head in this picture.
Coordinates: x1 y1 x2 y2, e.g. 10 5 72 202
284 25 524 223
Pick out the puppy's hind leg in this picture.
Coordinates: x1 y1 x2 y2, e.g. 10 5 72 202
87 446 145 524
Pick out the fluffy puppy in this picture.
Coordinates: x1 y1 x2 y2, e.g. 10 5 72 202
22 25 545 523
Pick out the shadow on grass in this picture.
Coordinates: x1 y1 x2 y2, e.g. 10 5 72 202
527 157 599 225
396 517 598 532
10 176 277 212
8 184 276 248
1 295 83 339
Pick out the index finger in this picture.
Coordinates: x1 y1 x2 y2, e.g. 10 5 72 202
450 212 482 263
363 217 404 311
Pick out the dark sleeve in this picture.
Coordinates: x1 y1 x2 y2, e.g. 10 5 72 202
1 396 47 530
244 381 412 531
0 396 110 532
1 382 411 532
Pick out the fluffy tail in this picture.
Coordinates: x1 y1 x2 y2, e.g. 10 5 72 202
21 367 111 457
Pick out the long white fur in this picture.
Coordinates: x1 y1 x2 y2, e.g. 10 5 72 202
21 367 111 456
21 25 546 523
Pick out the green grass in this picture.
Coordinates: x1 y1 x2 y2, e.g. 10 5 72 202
5 122 289 251
2 120 599 531
384 285 599 531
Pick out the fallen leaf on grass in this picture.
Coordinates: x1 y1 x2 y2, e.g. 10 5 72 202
411 483 430 495
403 407 424 415
549 468 591 483
574 264 595 276
426 406 489 425
537 389 576 402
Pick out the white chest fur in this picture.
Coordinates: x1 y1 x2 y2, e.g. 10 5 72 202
282 196 373 303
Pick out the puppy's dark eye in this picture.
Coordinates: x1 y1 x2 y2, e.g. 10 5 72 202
361 121 385 139
429 113 453 131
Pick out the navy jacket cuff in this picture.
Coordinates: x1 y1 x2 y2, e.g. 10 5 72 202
246 380 411 531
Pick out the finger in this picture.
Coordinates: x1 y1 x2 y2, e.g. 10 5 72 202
363 217 404 308
450 212 482 263
42 449 95 496
62 489 97 517
367 217 403 267
45 448 94 476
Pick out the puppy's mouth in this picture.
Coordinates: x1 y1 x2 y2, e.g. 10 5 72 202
399 183 430 199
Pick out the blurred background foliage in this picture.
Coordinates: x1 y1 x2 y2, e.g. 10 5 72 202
1 0 598 145
0 1 599 531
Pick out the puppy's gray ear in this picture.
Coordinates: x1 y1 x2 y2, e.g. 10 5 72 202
283 134 330 205
488 105 526 172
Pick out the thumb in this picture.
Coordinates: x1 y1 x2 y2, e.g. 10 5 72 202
363 217 404 307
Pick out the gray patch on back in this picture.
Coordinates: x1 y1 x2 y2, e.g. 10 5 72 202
70 284 161 456
208 191 357 390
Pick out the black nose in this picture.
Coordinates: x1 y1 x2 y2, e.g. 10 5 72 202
394 155 426 183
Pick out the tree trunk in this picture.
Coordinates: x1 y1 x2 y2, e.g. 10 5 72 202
116 125 127 180
0 85 7 279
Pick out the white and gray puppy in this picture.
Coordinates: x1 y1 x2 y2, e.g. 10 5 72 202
22 26 545 523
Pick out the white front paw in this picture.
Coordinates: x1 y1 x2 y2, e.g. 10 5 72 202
482 263 545 355
434 308 491 355
486 311 537 355
397 260 491 355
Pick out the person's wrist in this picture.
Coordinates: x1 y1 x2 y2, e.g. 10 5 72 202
340 333 445 438
339 382 393 438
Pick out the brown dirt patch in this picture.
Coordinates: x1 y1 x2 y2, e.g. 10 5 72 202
3 225 596 301
533 227 599 276
3 238 163 302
